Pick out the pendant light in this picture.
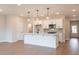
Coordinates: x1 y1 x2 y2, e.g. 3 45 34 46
36 9 39 21
46 8 50 19
27 11 31 21
35 9 42 24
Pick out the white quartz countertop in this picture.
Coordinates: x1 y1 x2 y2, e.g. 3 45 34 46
24 33 57 36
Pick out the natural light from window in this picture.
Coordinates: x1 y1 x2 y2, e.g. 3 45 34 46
72 25 77 33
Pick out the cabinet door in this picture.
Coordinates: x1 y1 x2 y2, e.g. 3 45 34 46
50 20 56 24
42 20 49 28
56 19 63 28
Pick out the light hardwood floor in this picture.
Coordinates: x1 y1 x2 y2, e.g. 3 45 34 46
0 38 79 55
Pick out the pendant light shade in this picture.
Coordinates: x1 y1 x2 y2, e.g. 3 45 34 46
46 8 50 19
27 11 31 21
36 10 39 21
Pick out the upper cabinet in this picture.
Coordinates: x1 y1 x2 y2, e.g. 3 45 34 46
42 20 49 28
55 19 63 28
42 19 63 29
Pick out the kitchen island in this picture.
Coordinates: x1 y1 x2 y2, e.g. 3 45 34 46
24 33 59 48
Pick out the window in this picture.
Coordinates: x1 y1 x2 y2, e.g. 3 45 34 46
72 25 77 33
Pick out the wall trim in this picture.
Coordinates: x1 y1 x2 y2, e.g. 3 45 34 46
0 39 18 43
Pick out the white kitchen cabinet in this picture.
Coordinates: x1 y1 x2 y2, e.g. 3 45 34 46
24 33 58 48
55 19 63 28
42 19 63 28
57 31 65 43
42 20 49 28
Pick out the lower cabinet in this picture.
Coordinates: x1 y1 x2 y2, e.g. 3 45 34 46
24 34 58 48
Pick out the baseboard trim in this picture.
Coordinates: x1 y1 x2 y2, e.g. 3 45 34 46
0 39 18 43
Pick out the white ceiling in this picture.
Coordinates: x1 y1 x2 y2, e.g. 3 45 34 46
0 4 79 20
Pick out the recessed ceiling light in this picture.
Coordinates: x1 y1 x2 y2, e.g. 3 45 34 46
0 9 3 12
56 12 60 15
72 14 76 17
41 14 44 17
72 9 76 12
20 14 24 16
17 4 21 6
46 16 49 19
27 18 31 22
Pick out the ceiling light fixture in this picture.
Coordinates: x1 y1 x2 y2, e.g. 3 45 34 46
46 8 50 19
56 12 60 15
27 11 31 21
20 14 24 16
72 14 76 17
0 9 3 12
17 4 21 6
36 10 39 21
72 9 76 12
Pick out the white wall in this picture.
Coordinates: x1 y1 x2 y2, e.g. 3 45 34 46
0 15 6 42
0 15 27 42
5 15 26 42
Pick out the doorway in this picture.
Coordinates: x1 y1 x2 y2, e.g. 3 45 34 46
70 21 79 38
